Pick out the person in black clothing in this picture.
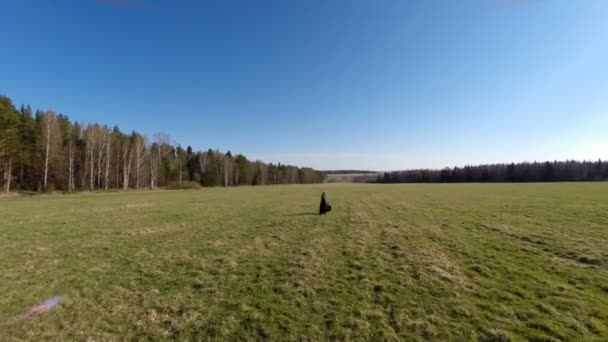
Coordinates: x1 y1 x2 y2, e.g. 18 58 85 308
319 192 332 215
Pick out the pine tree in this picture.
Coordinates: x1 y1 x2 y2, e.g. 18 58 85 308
0 96 21 193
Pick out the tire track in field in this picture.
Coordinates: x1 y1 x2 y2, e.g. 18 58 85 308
349 192 479 340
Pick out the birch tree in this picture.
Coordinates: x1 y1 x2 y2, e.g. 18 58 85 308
150 143 156 189
85 124 99 191
111 127 122 189
151 133 170 188
66 124 81 192
133 133 147 189
103 127 111 191
97 128 104 189
79 123 88 189
39 111 60 191
221 151 233 186
121 134 133 190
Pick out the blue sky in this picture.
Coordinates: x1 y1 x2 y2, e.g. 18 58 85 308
2 0 607 170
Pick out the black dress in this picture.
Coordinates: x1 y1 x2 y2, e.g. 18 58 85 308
319 194 332 215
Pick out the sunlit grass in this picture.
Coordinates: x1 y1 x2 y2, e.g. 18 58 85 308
1 183 607 340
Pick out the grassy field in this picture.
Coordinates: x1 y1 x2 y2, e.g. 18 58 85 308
324 173 378 183
1 183 607 341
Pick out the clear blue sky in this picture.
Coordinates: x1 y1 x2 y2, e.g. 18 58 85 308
2 0 607 170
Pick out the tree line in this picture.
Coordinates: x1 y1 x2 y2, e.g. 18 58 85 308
0 95 324 194
376 160 608 183
322 170 377 175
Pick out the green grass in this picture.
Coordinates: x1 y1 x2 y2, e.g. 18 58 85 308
1 183 607 340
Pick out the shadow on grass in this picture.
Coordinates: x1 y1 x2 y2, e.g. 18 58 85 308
285 212 318 216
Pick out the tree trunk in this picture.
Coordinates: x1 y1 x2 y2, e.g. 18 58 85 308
97 143 102 189
135 138 141 189
224 164 228 186
156 144 161 187
201 154 206 184
116 150 120 189
4 158 12 194
43 118 51 190
122 140 131 190
136 151 140 189
150 150 155 189
82 146 88 189
178 159 182 185
19 162 24 186
89 144 94 191
104 137 110 191
68 139 74 192
123 161 129 190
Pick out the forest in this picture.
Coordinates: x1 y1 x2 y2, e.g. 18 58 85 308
0 95 324 193
377 160 608 183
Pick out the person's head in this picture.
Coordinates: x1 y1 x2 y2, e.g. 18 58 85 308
322 192 325 198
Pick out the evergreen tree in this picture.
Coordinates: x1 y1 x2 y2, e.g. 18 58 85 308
0 96 21 193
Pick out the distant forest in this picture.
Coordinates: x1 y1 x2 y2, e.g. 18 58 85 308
322 170 377 175
377 160 608 183
0 95 323 193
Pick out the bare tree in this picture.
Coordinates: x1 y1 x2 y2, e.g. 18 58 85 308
43 115 51 190
122 135 133 190
150 133 170 189
112 129 121 189
234 161 239 186
3 158 12 193
79 123 88 189
39 111 60 191
133 134 147 189
173 147 180 185
96 127 105 189
104 127 111 191
67 126 76 192
221 152 233 186
149 143 155 189
85 125 100 191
